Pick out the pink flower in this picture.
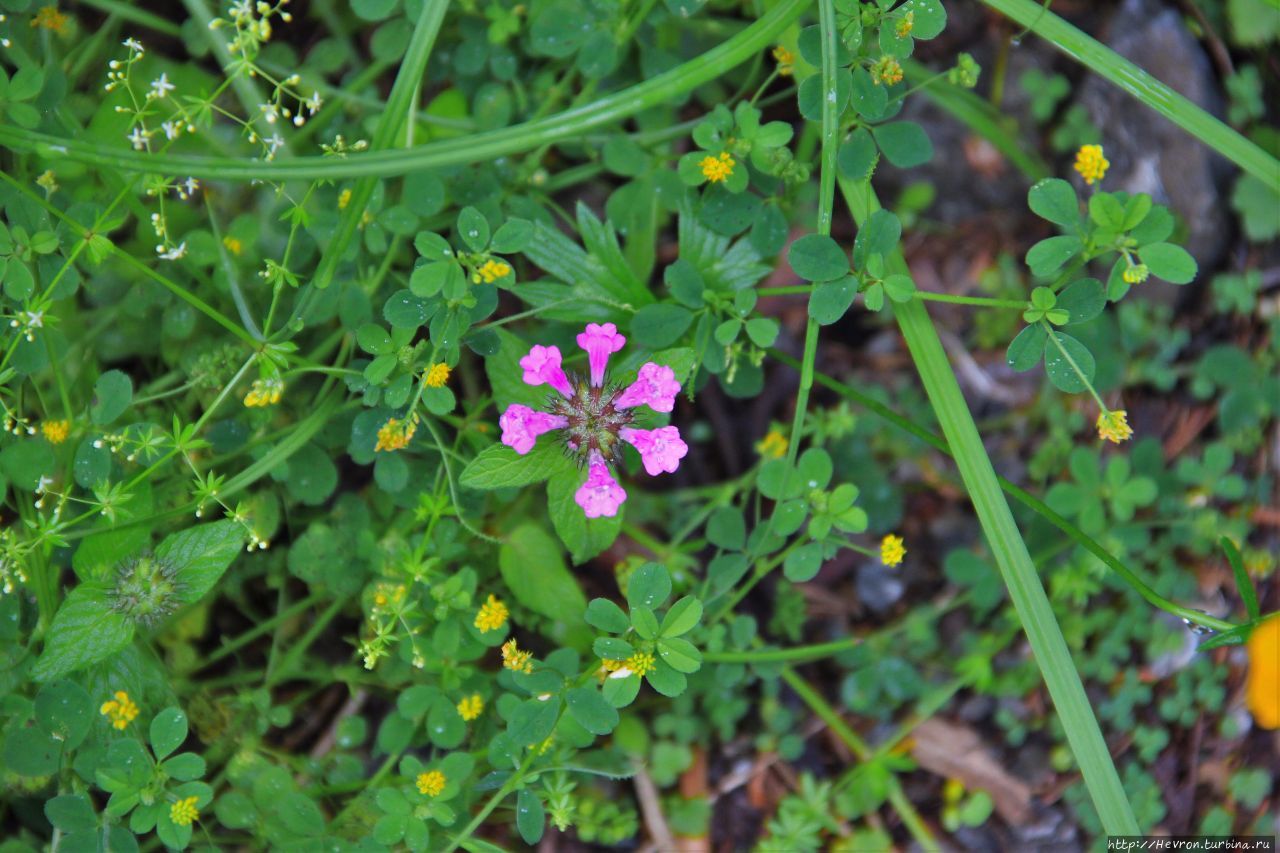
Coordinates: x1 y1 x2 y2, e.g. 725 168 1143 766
576 323 626 387
575 463 628 518
616 362 680 413
519 345 573 398
499 404 567 455
622 426 688 475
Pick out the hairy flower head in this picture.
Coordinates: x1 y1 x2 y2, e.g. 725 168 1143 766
502 639 533 674
41 419 70 444
1096 409 1133 444
457 694 484 721
110 553 182 627
880 534 906 567
416 770 446 797
699 152 735 183
375 416 417 452
871 56 904 86
99 690 139 730
170 797 199 826
425 362 451 388
474 594 509 633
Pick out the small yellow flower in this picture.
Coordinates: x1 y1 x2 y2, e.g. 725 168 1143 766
170 796 199 826
457 694 484 721
243 377 283 408
624 651 656 678
1074 144 1109 185
222 235 243 256
895 11 914 38
41 419 70 445
416 770 447 797
1096 409 1133 444
534 735 555 755
337 188 352 209
1246 616 1279 730
375 416 417 452
772 45 794 76
31 6 70 33
880 534 906 567
501 638 534 674
473 259 512 284
1122 263 1148 284
871 56 904 86
699 152 735 183
36 170 58 194
99 690 139 730
756 429 788 459
474 594 509 633
425 363 451 388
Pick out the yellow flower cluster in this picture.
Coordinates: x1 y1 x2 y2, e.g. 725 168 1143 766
32 6 70 33
501 639 533 674
896 11 914 37
425 363 451 388
1096 409 1133 444
243 377 283 407
625 651 656 678
416 770 446 797
880 534 906 567
474 594 509 633
375 416 417 452
772 45 794 76
1122 263 1149 284
337 188 352 209
1074 144 1109 185
699 152 735 183
473 259 512 284
100 690 139 730
871 56 904 86
756 429 788 459
222 235 243 256
457 694 484 721
41 419 70 445
170 796 199 826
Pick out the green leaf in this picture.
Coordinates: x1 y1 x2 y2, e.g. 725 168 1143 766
906 0 946 39
852 210 901 268
1027 178 1079 227
32 586 134 681
788 234 850 282
602 673 642 707
498 524 587 625
808 276 858 325
706 507 746 551
507 697 560 747
645 660 687 696
626 563 671 610
593 637 634 660
872 122 933 168
783 541 824 582
657 637 702 673
90 371 133 425
457 207 491 252
1006 324 1047 371
35 681 94 749
516 788 546 844
1057 278 1105 325
585 598 630 633
45 794 97 834
883 273 916 303
631 303 693 349
659 596 702 637
162 752 207 781
1138 242 1197 284
1220 537 1259 621
1026 235 1082 277
460 442 566 490
155 520 244 604
426 697 466 748
150 707 188 760
565 688 619 736
1043 330 1096 393
837 128 879 182
630 606 659 639
1088 193 1126 231
491 218 534 253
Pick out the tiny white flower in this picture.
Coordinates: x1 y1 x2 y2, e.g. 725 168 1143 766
123 37 144 53
264 132 285 158
183 177 199 196
158 242 188 261
259 102 279 123
149 73 175 99
127 126 148 150
305 91 322 115
36 475 54 493
162 120 180 140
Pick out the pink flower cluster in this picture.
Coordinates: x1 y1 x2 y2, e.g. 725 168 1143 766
498 323 687 518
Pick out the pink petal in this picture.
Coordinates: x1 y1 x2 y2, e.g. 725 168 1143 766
576 323 626 387
519 345 574 398
499 404 566 455
574 463 627 518
622 426 688 476
615 362 680 413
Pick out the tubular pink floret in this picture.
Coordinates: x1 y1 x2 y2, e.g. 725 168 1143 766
519 345 574 398
621 426 688 476
499 404 567 455
616 362 681 413
574 463 627 518
576 323 626 387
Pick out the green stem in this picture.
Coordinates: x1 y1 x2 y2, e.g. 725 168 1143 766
179 592 325 675
980 0 1278 184
780 668 938 850
265 597 347 686
839 177 1140 834
0 0 809 181
917 291 1028 309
